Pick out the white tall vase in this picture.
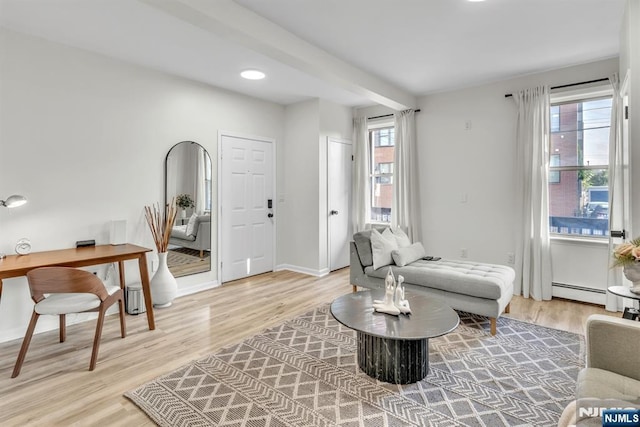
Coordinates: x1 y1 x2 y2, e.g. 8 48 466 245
623 262 640 294
151 252 178 307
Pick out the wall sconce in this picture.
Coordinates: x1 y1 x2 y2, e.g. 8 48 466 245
0 194 27 208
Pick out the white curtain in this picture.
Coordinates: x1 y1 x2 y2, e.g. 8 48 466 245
195 145 206 215
513 86 553 300
606 73 626 312
352 117 369 232
392 110 421 242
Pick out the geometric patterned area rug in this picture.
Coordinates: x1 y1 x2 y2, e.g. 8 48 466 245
125 304 584 426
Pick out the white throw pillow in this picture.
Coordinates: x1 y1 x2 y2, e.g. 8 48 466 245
391 227 412 248
186 213 198 236
392 242 426 267
370 228 399 270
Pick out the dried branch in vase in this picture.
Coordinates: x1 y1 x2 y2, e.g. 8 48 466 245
144 199 177 253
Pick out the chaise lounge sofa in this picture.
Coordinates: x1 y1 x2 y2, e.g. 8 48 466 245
350 227 515 335
169 214 211 258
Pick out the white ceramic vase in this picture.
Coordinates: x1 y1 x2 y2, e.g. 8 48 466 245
151 252 178 307
181 209 187 219
623 262 640 294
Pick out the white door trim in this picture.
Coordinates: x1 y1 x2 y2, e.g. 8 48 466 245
217 130 277 285
327 136 352 272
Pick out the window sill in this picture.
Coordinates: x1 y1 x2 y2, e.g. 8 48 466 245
550 235 609 246
367 222 391 228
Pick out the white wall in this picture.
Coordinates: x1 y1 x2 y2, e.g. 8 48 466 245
280 99 320 273
355 58 619 303
278 99 352 275
0 29 284 342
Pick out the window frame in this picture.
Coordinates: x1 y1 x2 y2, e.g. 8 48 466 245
368 120 395 224
548 85 613 240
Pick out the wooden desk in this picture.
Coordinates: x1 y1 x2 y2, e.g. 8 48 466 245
0 244 156 330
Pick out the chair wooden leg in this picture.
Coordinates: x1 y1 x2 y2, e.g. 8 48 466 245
490 318 497 336
12 311 40 378
118 296 126 338
59 314 66 342
200 249 204 259
504 303 511 314
89 308 107 371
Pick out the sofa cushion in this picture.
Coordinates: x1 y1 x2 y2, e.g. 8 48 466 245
186 213 198 236
392 242 426 267
171 225 196 241
578 368 640 402
353 230 374 267
365 259 515 300
391 227 412 248
370 228 398 270
353 226 388 267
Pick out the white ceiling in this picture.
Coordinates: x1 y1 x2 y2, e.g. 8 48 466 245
0 0 627 109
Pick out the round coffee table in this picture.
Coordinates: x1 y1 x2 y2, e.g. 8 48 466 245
608 286 640 320
330 290 459 384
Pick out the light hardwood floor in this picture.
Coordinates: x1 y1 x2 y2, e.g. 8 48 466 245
0 268 618 426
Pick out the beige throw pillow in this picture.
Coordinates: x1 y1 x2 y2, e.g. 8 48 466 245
370 228 399 270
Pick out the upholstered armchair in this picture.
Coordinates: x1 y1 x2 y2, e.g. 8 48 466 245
558 315 640 426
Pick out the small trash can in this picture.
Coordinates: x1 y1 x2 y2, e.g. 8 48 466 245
126 283 146 315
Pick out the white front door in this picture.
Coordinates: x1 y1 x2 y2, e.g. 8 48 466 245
220 134 274 282
328 137 352 271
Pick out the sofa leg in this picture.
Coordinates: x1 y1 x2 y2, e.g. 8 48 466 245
490 318 497 336
504 303 511 314
352 285 357 293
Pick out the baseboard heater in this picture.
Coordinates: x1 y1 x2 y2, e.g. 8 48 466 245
552 282 606 294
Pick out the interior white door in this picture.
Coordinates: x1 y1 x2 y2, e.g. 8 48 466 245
221 135 274 282
328 138 352 271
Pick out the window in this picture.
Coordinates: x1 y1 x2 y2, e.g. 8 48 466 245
548 94 612 237
369 126 394 222
549 154 560 183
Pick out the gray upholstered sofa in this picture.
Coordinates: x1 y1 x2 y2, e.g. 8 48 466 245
558 315 640 426
350 228 515 335
170 214 211 258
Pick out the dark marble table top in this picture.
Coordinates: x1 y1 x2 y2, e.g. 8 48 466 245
330 290 459 341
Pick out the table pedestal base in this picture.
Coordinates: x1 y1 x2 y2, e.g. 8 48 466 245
357 332 428 384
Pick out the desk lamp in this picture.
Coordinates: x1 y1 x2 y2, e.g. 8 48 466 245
0 194 28 259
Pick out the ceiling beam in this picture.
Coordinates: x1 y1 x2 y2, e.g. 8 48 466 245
139 0 417 110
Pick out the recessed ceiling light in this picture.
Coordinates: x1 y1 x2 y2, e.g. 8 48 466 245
241 69 266 80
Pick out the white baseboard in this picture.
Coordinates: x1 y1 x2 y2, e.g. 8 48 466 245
551 283 606 305
0 280 220 344
177 280 219 297
275 264 330 277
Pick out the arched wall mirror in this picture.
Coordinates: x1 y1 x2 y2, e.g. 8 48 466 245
165 141 213 278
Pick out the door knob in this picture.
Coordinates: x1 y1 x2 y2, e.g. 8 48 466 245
330 210 339 215
267 213 274 218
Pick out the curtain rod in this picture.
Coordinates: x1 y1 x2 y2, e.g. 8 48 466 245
368 109 421 120
504 78 609 98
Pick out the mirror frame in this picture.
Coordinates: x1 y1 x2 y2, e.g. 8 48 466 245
164 140 213 277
